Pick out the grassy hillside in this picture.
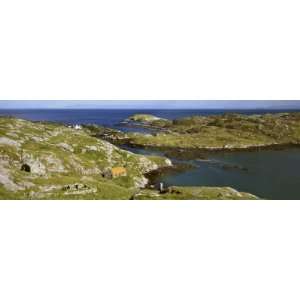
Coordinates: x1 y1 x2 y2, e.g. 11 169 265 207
0 117 171 199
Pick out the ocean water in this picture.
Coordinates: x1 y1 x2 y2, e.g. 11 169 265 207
1 109 300 199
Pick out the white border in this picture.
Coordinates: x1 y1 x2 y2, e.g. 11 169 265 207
0 0 299 100
1 0 300 299
1 200 300 300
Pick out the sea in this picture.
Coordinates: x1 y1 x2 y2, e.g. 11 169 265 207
1 108 300 200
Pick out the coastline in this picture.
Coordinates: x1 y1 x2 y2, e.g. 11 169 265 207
104 138 300 160
2 111 300 199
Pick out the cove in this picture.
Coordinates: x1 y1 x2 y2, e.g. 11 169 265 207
122 145 300 200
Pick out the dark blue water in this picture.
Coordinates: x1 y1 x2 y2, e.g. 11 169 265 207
1 109 300 199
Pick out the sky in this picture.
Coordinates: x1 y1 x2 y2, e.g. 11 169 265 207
0 100 300 110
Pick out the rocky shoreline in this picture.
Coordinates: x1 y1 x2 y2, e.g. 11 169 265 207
97 131 300 163
122 141 300 159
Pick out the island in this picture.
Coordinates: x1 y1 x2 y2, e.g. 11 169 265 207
127 114 167 123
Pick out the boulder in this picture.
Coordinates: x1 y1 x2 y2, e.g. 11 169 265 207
138 156 158 173
58 143 74 152
0 137 21 148
86 145 98 151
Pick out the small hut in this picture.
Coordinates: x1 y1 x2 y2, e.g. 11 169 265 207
103 167 127 179
111 167 127 178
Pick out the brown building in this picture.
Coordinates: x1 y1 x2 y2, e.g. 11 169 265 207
103 167 127 179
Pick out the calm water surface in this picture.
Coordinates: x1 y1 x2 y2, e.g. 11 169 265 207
153 148 300 200
1 109 300 199
120 145 300 200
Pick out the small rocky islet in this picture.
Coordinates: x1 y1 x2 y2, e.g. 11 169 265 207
4 111 299 199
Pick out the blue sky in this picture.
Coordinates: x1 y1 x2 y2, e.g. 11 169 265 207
0 100 300 109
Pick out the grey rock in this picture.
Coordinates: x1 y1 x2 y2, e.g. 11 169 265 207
0 137 21 148
57 143 74 152
86 145 98 151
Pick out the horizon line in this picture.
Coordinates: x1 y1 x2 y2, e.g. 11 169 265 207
1 107 300 110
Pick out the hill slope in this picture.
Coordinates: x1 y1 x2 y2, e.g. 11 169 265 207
0 117 171 199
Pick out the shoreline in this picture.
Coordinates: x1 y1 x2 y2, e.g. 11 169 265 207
125 140 300 152
113 140 300 158
119 142 300 194
1 114 299 199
